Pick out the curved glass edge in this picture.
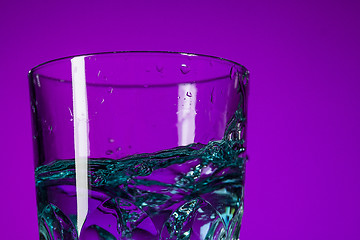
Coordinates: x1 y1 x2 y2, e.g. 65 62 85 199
28 51 249 76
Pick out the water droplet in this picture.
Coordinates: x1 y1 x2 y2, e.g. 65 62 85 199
156 65 164 72
108 138 115 143
100 99 105 104
177 96 181 99
36 74 41 87
211 88 214 103
186 92 192 97
106 150 113 155
230 66 239 81
180 64 190 74
68 108 73 121
116 147 122 152
242 70 249 86
107 87 114 94
98 70 101 77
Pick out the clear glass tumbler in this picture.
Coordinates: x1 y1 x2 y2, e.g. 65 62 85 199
28 51 249 240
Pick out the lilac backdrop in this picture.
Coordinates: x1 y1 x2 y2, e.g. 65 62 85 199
1 0 359 239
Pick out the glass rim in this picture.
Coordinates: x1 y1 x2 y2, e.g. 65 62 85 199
29 50 248 75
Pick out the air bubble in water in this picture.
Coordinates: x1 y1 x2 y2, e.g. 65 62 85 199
106 150 113 155
108 138 115 143
186 92 192 97
156 65 164 73
107 87 113 94
180 64 190 74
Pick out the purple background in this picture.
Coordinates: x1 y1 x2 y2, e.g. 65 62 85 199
1 0 359 239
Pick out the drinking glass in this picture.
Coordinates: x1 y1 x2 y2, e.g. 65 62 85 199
28 51 249 240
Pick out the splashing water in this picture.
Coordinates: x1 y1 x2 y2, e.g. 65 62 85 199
35 108 247 240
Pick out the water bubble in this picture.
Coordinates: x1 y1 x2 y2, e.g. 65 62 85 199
106 150 113 155
230 66 239 81
108 138 115 143
36 74 41 87
107 87 114 94
230 66 240 90
211 88 214 103
98 70 101 77
186 92 192 97
68 108 73 121
156 65 164 73
116 147 122 152
242 70 249 86
180 64 190 74
100 99 105 104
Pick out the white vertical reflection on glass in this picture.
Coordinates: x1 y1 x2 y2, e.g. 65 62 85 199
71 56 89 236
177 84 197 146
